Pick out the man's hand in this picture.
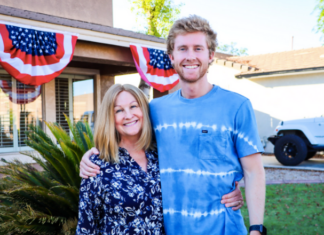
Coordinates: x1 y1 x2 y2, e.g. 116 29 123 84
79 147 101 179
221 181 244 210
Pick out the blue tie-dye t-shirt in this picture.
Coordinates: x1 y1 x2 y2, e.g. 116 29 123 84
149 85 264 235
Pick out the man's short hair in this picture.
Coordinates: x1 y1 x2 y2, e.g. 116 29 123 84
167 15 218 58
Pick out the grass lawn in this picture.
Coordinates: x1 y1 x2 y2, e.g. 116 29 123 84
241 183 324 235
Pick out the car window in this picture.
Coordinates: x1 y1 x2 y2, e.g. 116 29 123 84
82 115 89 123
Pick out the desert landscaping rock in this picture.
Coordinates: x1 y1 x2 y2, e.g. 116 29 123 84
239 167 324 186
265 168 324 181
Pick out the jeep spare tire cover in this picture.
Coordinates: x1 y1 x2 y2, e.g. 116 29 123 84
274 134 307 166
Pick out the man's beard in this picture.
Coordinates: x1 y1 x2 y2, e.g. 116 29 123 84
179 73 203 83
173 63 208 83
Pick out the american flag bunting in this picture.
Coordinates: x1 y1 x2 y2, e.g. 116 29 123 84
0 21 78 86
130 44 179 92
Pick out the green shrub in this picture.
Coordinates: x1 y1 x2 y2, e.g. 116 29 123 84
0 115 93 235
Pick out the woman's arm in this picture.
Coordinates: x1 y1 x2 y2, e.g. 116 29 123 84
240 153 266 235
76 177 102 234
80 150 245 210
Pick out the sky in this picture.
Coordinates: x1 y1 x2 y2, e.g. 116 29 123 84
113 0 322 56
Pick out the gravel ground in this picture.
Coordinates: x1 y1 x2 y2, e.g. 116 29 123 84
261 153 324 181
264 168 324 181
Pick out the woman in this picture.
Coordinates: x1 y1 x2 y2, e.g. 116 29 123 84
76 84 164 234
77 84 244 235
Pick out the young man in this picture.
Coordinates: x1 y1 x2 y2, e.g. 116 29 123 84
80 15 265 235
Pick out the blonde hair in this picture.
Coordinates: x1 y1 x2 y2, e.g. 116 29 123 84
94 84 153 163
167 15 218 64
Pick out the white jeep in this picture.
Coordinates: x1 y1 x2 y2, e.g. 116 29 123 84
268 117 324 166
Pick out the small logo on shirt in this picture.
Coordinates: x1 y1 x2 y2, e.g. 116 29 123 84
202 130 208 133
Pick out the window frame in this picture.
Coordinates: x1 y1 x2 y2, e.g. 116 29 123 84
55 73 94 137
0 69 42 153
0 71 94 153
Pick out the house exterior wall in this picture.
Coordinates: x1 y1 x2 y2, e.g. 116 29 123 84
208 64 324 153
252 73 324 120
0 3 168 163
0 0 113 26
100 75 115 101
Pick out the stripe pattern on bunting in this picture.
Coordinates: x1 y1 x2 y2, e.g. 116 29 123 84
0 22 78 86
130 44 179 92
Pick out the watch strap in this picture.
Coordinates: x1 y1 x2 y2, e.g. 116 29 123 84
249 224 267 235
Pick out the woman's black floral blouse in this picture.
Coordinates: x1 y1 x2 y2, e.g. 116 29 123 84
76 148 165 235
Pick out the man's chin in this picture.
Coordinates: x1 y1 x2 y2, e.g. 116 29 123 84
179 75 201 84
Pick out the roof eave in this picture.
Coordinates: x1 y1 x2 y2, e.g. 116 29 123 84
214 58 258 72
235 66 324 79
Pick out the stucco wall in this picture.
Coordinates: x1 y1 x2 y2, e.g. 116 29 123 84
0 0 113 26
100 75 114 101
208 65 324 153
254 73 324 120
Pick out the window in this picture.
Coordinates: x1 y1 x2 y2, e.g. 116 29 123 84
55 75 94 134
55 77 70 133
0 72 42 152
0 75 14 149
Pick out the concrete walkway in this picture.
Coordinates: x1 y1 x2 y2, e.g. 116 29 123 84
0 151 36 166
237 156 324 187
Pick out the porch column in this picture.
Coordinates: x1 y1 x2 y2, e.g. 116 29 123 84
100 75 115 101
43 79 56 140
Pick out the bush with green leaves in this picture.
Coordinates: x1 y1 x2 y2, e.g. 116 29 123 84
0 115 94 235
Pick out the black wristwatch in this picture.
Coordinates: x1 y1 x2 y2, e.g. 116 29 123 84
249 224 267 235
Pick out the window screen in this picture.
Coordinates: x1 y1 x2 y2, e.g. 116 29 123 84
55 77 70 134
0 75 14 148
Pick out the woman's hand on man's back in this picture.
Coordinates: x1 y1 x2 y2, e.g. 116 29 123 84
79 147 101 178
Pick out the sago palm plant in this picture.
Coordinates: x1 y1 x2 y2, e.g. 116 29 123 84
0 114 94 235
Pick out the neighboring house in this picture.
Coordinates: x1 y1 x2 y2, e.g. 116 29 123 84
0 1 166 162
207 47 324 153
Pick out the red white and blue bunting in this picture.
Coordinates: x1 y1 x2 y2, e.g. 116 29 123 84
0 79 41 104
130 44 179 92
0 21 78 86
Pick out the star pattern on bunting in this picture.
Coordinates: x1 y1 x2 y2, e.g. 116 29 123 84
148 48 173 69
7 25 57 56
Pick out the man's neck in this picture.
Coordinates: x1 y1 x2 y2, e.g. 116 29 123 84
180 76 213 99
